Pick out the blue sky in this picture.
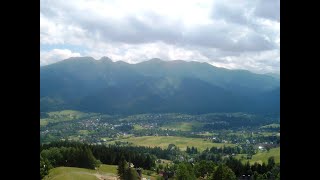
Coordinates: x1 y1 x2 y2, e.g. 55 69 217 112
40 0 279 74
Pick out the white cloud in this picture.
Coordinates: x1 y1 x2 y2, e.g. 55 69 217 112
40 0 280 74
40 49 81 66
209 49 280 74
81 42 209 64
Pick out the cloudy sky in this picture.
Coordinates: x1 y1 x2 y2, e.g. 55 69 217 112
40 0 280 74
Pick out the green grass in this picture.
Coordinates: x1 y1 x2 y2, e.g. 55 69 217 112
133 125 145 130
250 147 280 164
260 123 280 129
101 137 112 141
160 122 202 131
40 110 98 127
43 164 159 180
44 167 98 180
78 130 90 135
235 147 280 165
197 132 216 136
98 164 118 174
259 132 277 137
108 136 235 152
40 120 49 126
44 165 119 180
67 135 80 141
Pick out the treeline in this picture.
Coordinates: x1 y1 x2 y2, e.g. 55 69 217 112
155 157 280 180
40 141 171 178
41 140 182 160
131 129 203 138
40 146 100 179
188 146 256 163
41 141 280 180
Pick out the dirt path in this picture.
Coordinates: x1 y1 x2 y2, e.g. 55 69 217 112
93 173 118 180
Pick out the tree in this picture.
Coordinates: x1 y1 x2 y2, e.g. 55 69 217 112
40 155 52 179
225 157 243 177
186 146 191 154
125 167 139 180
271 164 280 179
167 144 176 151
244 161 251 175
211 164 236 180
40 147 63 167
117 156 127 180
194 160 215 178
253 171 264 180
175 163 196 180
144 154 155 170
276 171 280 180
267 157 276 171
77 147 98 169
261 162 267 174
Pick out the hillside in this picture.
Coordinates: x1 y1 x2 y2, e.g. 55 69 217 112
40 57 279 114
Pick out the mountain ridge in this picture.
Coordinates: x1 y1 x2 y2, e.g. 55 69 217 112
40 57 279 115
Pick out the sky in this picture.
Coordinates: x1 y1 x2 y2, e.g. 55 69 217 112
40 0 280 74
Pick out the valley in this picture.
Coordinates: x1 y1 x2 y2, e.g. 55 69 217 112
41 110 280 179
40 58 280 180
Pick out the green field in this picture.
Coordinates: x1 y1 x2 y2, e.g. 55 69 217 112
43 166 99 180
235 147 280 165
160 122 202 131
40 110 98 127
78 130 90 135
44 164 159 180
250 147 280 164
44 165 119 180
197 132 215 136
98 164 118 174
133 125 145 130
108 136 235 151
260 123 280 129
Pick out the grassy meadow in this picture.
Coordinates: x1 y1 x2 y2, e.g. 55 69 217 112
108 136 235 151
44 164 159 180
40 110 98 126
235 147 280 165
160 122 202 131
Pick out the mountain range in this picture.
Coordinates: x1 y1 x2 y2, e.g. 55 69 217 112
40 57 280 115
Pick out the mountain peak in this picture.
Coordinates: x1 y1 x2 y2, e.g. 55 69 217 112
148 58 164 63
99 56 113 62
66 56 95 61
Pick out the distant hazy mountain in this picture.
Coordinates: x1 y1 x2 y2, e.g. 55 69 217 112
264 73 280 80
40 57 280 114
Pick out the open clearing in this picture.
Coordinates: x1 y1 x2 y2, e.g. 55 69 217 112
108 136 235 151
235 147 280 165
44 165 118 180
44 164 158 180
40 110 98 127
160 122 202 131
250 147 280 164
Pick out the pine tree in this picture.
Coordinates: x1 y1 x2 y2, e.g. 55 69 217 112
267 157 276 171
118 156 127 180
211 164 236 180
176 163 196 180
126 167 139 180
40 155 52 179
